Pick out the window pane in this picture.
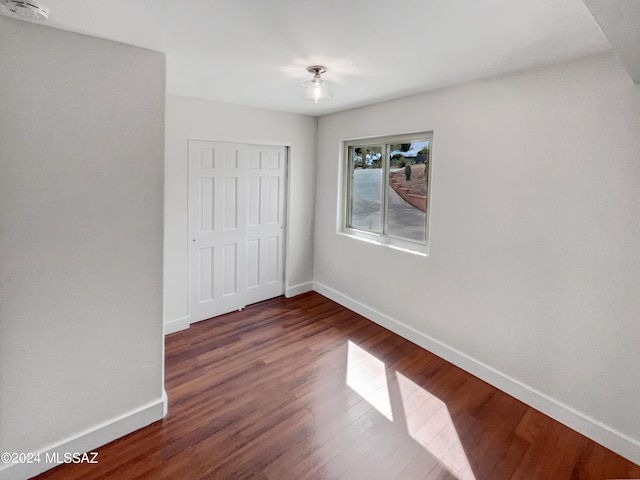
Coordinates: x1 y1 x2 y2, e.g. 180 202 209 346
348 145 383 233
386 141 428 242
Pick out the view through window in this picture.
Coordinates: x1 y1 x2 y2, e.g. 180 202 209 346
345 133 432 248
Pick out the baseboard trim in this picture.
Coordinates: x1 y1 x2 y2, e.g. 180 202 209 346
164 315 190 335
162 388 169 418
285 282 314 298
312 281 640 466
0 397 165 480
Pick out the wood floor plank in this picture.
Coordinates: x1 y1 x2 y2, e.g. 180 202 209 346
33 292 640 480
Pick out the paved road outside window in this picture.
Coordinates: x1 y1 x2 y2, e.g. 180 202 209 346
351 168 425 242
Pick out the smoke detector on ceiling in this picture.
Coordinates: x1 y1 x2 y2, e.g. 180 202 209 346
0 0 49 20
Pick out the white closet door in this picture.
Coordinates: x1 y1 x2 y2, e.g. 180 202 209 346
188 140 285 324
245 145 286 306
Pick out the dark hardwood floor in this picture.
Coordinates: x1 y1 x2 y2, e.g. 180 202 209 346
35 292 640 479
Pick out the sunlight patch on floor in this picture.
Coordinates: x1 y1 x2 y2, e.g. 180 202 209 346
397 372 476 480
345 340 476 480
345 341 393 421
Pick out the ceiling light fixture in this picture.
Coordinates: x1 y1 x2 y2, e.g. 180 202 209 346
0 0 49 20
302 65 332 103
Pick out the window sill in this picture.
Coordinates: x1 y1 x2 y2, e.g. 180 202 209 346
339 228 428 257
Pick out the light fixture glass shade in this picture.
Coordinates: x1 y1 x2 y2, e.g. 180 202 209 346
302 66 332 103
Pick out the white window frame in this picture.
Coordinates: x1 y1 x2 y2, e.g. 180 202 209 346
341 132 433 256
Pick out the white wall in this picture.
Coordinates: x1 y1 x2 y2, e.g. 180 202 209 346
314 52 640 463
164 95 317 332
0 16 165 479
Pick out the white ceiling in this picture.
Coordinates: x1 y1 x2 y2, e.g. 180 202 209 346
2 0 624 116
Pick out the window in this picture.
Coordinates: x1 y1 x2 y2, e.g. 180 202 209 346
343 133 432 252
